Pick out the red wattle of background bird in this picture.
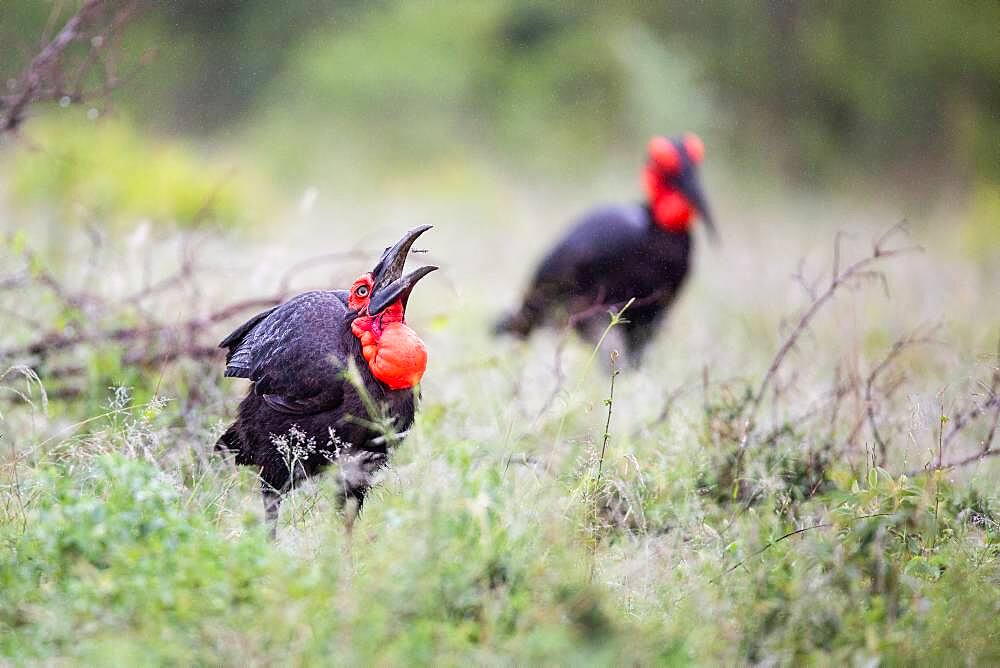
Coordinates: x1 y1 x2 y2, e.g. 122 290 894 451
642 133 704 232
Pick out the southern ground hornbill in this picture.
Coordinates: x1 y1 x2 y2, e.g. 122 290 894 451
496 134 716 364
217 226 436 535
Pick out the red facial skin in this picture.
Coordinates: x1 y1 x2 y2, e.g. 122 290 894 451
642 134 704 233
348 273 428 390
683 133 704 164
347 273 375 312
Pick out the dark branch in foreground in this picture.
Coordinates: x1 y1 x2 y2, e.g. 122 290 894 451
0 234 373 396
1 0 145 135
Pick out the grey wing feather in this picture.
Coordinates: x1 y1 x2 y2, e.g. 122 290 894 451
220 306 278 377
221 291 351 415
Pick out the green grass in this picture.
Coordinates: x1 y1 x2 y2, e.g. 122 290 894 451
1 170 998 664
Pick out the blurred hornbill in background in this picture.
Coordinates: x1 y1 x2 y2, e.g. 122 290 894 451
217 226 436 535
496 134 716 364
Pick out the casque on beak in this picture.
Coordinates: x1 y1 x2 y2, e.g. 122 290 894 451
368 225 438 315
675 167 719 243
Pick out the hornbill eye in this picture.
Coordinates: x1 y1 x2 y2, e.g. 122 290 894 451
355 285 369 297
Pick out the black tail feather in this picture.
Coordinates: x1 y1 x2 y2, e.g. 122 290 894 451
493 308 534 339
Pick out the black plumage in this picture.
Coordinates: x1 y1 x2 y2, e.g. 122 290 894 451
496 135 716 364
497 204 691 360
216 227 436 534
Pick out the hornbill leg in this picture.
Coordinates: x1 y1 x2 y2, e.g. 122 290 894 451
262 486 282 540
337 449 387 531
260 470 292 540
343 496 361 536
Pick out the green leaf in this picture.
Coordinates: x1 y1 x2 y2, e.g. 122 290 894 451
903 556 941 581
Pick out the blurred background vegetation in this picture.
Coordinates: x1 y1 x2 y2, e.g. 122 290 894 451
2 1 997 200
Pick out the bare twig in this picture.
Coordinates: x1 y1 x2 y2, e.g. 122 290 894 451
906 446 1000 477
906 337 1000 475
738 225 920 451
982 395 1000 455
943 393 999 450
0 235 390 396
1 0 144 135
862 329 938 465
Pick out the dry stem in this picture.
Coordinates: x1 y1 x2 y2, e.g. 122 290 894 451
0 235 376 395
738 224 920 451
1 0 145 135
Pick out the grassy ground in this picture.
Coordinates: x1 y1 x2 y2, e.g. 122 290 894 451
1 168 999 664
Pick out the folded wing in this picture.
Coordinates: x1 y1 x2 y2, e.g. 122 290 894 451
219 291 350 415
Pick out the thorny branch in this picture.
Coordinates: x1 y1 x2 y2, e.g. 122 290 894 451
1 0 146 135
738 224 921 451
862 329 939 466
906 337 1000 475
0 234 374 397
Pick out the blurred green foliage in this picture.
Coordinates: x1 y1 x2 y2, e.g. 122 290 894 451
964 182 1000 261
642 1 1000 186
0 455 273 662
8 116 255 228
251 2 645 182
3 1 995 191
0 451 680 664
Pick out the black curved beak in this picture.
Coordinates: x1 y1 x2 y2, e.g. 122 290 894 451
368 225 436 314
676 168 719 243
368 265 438 315
371 225 432 287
